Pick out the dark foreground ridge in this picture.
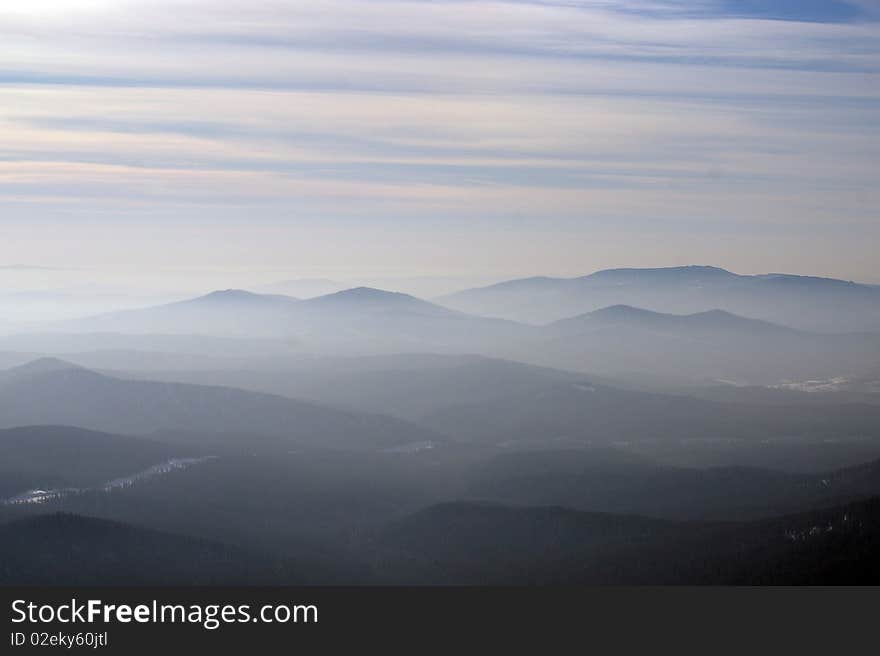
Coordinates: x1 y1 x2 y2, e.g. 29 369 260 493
3 495 880 586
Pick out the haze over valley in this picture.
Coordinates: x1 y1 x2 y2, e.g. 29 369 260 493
1 264 880 584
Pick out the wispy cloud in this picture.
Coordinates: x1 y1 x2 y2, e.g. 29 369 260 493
0 1 878 279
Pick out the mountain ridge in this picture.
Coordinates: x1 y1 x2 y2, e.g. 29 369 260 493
439 265 880 331
0 358 441 451
552 304 797 334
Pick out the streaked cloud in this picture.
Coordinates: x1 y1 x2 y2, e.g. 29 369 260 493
0 1 878 280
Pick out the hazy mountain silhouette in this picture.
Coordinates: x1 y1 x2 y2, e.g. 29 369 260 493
8 494 880 584
21 449 458 557
439 265 880 331
52 281 879 383
63 287 533 352
0 425 185 498
553 305 792 335
654 381 880 411
300 287 458 314
277 287 532 353
64 289 301 337
111 354 585 421
422 380 880 447
0 513 309 585
376 497 880 584
522 304 879 384
464 448 880 520
0 359 439 451
3 264 880 587
0 332 297 360
6 356 82 376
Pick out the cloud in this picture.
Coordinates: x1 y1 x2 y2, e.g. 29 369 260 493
0 1 877 279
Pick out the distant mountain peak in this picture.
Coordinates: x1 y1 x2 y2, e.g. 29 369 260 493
303 286 461 318
588 304 662 319
556 305 792 333
326 286 409 299
440 265 880 331
586 265 737 280
167 289 300 310
194 289 295 302
755 273 860 287
309 286 429 306
8 357 84 376
202 289 258 299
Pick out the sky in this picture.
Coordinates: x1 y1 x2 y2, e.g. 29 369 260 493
1 0 879 287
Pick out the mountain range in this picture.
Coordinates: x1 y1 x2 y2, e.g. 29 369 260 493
462 447 880 520
519 304 880 384
61 287 532 354
375 497 880 585
439 265 880 332
0 358 438 451
422 379 880 447
2 264 879 587
0 513 310 585
109 354 586 421
0 425 185 498
35 279 880 385
64 289 302 338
